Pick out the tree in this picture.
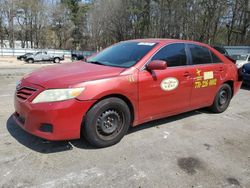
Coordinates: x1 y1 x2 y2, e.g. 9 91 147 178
0 0 249 50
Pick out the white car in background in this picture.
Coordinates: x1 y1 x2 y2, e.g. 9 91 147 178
235 54 250 68
25 51 64 64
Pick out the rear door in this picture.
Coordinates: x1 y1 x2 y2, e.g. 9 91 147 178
187 44 226 108
138 43 194 121
42 52 50 61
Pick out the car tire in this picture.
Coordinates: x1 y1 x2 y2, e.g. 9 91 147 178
210 84 232 113
27 59 34 64
82 97 131 148
53 58 60 63
20 57 24 61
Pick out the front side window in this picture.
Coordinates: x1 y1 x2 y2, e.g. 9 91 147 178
189 44 212 65
151 43 187 67
87 41 157 68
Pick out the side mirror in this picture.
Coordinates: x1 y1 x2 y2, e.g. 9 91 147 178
147 60 167 71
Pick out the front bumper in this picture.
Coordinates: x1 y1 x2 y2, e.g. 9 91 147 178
13 94 96 141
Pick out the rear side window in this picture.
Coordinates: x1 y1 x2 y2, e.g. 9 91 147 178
188 44 212 65
151 43 187 67
211 52 222 63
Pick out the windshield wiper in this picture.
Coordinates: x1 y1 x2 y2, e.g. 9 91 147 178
87 61 106 66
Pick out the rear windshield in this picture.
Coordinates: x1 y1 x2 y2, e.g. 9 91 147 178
214 47 228 55
87 41 157 68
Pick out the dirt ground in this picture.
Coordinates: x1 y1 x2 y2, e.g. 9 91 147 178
0 57 250 188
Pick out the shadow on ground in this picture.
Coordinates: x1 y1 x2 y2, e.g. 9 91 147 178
24 61 63 65
7 109 206 153
6 116 93 153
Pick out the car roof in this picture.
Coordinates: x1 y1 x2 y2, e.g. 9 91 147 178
127 38 208 46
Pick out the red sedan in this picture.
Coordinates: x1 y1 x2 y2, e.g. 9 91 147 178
13 39 242 147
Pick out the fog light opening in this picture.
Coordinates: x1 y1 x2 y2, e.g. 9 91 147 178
39 123 53 133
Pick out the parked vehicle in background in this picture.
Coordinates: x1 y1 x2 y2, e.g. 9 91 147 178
17 53 33 61
71 50 96 61
235 54 250 68
71 51 85 61
242 63 250 86
213 46 236 64
13 39 242 147
25 51 64 64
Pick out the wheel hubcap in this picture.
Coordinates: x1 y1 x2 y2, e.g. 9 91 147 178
97 109 123 136
219 90 228 106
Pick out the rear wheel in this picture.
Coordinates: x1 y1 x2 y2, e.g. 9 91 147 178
210 84 232 113
53 57 60 63
82 97 131 148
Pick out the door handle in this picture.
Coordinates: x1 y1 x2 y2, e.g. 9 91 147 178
218 67 224 72
183 71 191 77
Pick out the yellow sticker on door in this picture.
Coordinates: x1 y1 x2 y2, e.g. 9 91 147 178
161 77 179 91
194 70 217 89
204 71 214 80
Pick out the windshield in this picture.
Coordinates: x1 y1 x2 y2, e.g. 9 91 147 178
87 41 157 68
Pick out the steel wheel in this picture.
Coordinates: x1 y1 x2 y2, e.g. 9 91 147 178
96 109 125 140
28 59 34 64
83 97 131 148
54 58 60 63
210 83 232 113
218 89 228 107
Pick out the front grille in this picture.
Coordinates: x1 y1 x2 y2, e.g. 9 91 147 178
16 87 37 101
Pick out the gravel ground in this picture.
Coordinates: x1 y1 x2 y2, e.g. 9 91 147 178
0 59 250 188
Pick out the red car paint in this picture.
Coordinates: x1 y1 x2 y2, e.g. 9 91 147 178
13 39 242 141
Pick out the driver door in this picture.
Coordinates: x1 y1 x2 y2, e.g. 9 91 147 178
138 43 194 122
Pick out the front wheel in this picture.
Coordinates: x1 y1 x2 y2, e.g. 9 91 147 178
82 98 131 148
27 59 34 64
210 84 232 113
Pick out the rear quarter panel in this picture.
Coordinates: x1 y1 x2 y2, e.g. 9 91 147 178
209 46 242 96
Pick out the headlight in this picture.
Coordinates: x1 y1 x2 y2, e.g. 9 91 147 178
32 88 85 103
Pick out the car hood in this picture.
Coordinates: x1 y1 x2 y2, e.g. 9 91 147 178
22 62 125 88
